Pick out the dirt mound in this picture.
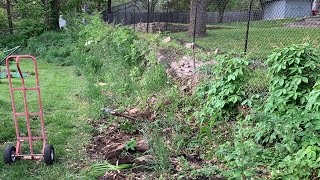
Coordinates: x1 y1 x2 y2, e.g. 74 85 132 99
285 15 320 28
87 120 149 165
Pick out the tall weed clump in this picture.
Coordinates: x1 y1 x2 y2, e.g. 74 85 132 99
70 15 167 107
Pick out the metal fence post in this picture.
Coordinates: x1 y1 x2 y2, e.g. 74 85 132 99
147 0 150 33
124 4 127 25
134 1 136 31
193 0 198 73
166 0 169 31
244 0 254 54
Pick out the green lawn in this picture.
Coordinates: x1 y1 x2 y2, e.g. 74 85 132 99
172 19 320 59
0 60 92 179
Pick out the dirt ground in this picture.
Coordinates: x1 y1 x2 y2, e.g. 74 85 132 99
158 37 218 93
285 15 320 28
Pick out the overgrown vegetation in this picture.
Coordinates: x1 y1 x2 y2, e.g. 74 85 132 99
210 43 320 179
1 10 320 179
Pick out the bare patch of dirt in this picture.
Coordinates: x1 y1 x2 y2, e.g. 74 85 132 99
285 15 320 28
87 121 149 165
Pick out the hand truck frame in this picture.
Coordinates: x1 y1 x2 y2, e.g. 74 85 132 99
3 55 54 165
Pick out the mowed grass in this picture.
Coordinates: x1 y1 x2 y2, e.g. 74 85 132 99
171 19 320 58
0 60 92 179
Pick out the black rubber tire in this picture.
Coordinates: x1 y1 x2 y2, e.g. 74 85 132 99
4 146 16 164
44 144 54 165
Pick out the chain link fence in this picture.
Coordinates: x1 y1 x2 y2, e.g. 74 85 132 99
103 0 319 57
103 0 320 100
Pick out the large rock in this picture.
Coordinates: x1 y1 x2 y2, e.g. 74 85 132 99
162 36 172 43
104 144 125 159
136 139 149 152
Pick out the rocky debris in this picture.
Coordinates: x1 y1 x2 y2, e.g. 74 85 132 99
185 42 194 49
99 82 108 87
134 155 153 164
285 15 320 28
128 108 140 115
133 22 167 33
136 139 150 152
214 48 221 55
87 123 149 165
165 55 217 92
157 51 167 64
104 144 126 159
162 36 172 43
130 22 227 33
100 171 146 180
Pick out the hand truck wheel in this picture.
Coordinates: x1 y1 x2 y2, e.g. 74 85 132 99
44 144 55 165
4 145 16 164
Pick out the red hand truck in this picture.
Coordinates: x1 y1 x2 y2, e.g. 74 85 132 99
3 55 54 165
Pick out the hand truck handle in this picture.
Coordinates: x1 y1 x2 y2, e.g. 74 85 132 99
6 55 39 85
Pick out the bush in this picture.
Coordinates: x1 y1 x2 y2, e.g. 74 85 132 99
196 54 250 124
265 43 320 113
213 44 320 179
26 31 73 65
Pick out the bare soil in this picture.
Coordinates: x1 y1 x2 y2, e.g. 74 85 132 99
285 15 320 28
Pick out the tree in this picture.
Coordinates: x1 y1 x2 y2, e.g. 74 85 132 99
139 0 159 12
107 0 112 13
188 0 208 38
5 0 13 34
212 0 229 23
0 0 14 33
49 0 60 30
162 0 189 11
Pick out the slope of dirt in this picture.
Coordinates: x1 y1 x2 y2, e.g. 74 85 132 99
157 37 218 93
285 15 320 28
86 37 223 179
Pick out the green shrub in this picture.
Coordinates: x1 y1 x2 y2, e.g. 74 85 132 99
265 43 320 113
25 31 73 65
216 44 320 179
196 54 250 124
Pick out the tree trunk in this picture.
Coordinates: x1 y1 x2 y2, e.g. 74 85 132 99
216 0 229 23
6 0 13 34
188 0 208 38
106 0 112 22
97 0 101 11
218 9 224 23
49 0 60 30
